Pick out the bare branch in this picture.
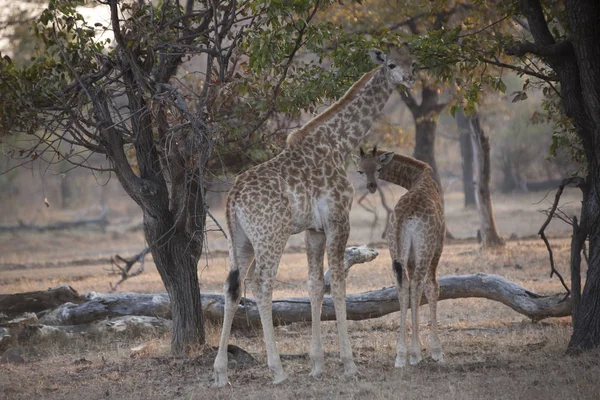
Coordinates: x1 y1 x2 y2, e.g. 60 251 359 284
537 177 586 295
109 248 150 292
480 57 558 82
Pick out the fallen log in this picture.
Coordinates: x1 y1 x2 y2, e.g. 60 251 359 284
0 205 108 233
17 316 171 343
0 285 86 317
36 273 571 328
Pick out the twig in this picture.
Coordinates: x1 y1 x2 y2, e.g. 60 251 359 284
207 209 227 240
109 248 150 292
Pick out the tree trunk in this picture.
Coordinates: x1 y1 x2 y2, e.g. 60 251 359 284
469 113 505 248
144 215 205 354
458 121 476 206
410 86 444 192
568 169 600 352
413 118 441 190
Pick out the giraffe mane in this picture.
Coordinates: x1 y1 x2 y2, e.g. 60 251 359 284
374 149 432 171
286 69 379 146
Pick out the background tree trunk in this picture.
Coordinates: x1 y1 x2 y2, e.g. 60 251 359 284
459 111 505 248
403 85 445 192
458 120 476 206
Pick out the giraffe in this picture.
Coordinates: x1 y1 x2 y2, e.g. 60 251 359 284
213 46 415 387
353 146 445 368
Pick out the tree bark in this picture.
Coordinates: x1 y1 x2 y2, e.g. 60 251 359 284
468 113 505 248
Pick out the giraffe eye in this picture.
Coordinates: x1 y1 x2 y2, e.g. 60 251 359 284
357 171 364 175
377 168 382 172
388 63 396 70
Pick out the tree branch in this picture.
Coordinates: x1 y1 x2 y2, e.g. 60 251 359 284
480 58 558 82
519 0 556 46
505 40 573 58
537 177 586 295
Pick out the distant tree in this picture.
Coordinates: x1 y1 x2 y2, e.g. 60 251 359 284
456 110 505 248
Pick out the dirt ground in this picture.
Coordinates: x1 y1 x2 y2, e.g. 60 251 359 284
1 190 597 399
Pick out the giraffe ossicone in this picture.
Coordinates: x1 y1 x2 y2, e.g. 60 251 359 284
354 146 446 368
213 46 414 388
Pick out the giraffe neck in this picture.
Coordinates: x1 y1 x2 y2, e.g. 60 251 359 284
287 67 393 162
376 151 433 190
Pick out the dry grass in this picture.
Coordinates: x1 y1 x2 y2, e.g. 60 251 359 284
1 191 595 399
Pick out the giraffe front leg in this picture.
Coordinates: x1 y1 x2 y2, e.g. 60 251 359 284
326 223 357 378
306 229 326 377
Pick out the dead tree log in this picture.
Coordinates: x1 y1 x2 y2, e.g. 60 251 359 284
16 316 171 343
0 285 86 317
35 274 571 328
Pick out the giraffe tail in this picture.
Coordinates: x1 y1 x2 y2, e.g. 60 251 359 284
225 198 241 302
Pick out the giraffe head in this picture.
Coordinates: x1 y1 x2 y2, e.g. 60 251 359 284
369 45 415 88
352 146 394 193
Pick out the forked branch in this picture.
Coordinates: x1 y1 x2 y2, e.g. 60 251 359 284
109 247 150 292
537 177 586 295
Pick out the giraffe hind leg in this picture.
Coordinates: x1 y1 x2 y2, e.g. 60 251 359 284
213 234 255 388
392 245 410 368
306 229 326 378
424 253 444 362
253 248 287 384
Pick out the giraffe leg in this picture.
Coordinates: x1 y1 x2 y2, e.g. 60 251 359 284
254 251 287 384
306 229 326 377
424 277 444 362
409 278 425 366
425 252 444 362
393 259 410 369
326 221 357 378
213 239 254 388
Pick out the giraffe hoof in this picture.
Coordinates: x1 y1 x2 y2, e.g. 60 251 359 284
394 357 407 369
309 368 323 378
212 377 230 388
431 350 445 363
273 372 288 385
409 353 422 366
343 362 358 378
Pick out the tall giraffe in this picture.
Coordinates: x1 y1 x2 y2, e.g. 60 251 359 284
213 46 415 387
353 146 445 367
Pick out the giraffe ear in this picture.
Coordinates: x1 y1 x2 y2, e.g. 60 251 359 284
379 151 394 164
372 145 377 155
359 147 365 156
369 49 386 65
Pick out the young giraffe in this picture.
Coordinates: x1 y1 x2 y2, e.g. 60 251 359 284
353 146 445 367
213 47 415 387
